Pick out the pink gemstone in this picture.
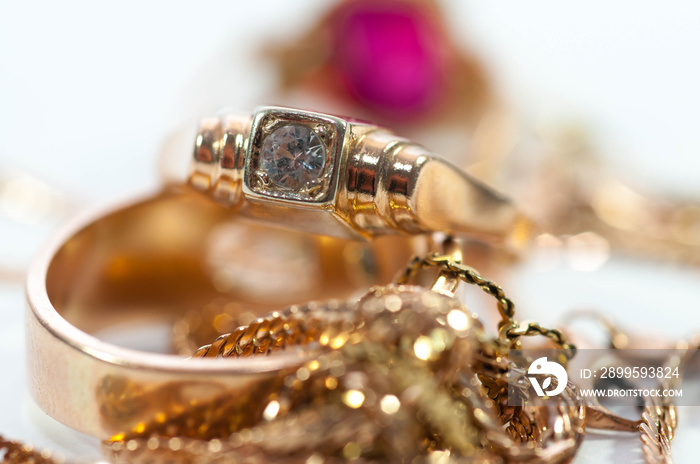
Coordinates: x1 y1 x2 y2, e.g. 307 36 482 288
330 0 445 119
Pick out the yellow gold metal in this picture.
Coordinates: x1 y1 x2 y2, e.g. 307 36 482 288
0 435 61 464
25 186 415 440
189 106 536 248
26 221 586 462
110 284 486 462
167 254 585 463
475 125 700 267
28 110 698 463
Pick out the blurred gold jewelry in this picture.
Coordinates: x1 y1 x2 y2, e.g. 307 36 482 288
0 435 61 464
103 246 582 463
0 168 76 284
561 311 700 464
189 106 534 249
26 186 417 440
470 124 700 267
467 121 700 463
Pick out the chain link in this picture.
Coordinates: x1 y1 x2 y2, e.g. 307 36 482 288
398 252 576 359
398 254 515 322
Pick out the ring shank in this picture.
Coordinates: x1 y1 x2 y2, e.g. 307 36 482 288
26 187 413 438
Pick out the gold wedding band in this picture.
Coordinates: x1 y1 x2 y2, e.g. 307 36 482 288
189 106 534 247
26 187 414 438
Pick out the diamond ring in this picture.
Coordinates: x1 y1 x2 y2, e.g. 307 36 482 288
189 106 534 247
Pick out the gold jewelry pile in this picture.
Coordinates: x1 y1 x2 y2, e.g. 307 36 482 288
102 252 584 464
4 125 697 464
4 249 693 464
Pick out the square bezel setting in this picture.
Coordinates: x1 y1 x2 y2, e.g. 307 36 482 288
244 107 348 206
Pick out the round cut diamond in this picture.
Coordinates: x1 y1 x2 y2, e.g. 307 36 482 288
260 124 327 190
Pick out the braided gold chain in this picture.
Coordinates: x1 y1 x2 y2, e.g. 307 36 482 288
398 252 577 358
192 300 357 359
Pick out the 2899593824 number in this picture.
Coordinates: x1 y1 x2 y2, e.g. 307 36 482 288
600 366 680 379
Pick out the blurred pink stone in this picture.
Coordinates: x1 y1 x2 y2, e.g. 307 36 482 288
331 0 445 119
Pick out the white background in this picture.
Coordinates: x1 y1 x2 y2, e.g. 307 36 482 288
1 1 699 462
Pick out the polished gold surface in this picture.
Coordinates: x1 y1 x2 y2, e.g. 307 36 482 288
190 106 535 248
26 186 415 439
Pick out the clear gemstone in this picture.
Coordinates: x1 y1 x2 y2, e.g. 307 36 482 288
260 125 327 190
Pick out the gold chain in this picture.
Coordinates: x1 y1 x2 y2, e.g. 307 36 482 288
102 253 583 463
398 252 577 358
0 435 62 464
193 301 356 359
638 337 698 464
6 252 689 463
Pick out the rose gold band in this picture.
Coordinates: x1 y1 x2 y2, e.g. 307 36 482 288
26 187 413 439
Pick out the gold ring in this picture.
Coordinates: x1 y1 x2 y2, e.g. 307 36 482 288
27 107 532 442
189 106 534 247
26 187 415 439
